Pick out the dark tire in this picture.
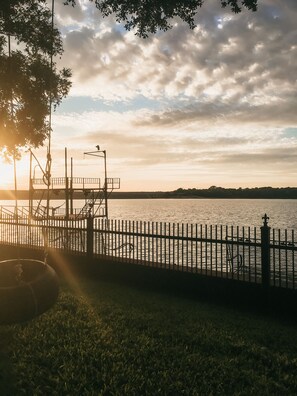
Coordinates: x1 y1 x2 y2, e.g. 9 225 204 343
0 259 59 325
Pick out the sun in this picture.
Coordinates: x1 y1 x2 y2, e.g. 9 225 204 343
0 156 30 190
0 160 14 189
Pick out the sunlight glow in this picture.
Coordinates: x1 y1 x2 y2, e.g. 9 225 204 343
0 156 31 190
0 160 14 189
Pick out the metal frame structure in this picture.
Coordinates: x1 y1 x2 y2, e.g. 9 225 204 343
28 147 120 220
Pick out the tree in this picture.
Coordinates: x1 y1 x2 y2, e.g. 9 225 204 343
0 0 71 157
0 0 258 155
65 0 258 38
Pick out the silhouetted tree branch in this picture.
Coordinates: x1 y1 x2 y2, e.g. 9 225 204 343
65 0 258 38
0 0 71 157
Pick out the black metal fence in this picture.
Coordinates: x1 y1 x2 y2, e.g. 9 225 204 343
0 213 296 290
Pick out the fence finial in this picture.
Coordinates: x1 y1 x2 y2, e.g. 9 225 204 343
262 213 269 226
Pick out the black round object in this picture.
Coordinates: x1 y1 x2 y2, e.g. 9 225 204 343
0 259 59 325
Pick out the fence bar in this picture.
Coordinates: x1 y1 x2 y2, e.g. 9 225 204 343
0 214 297 290
261 214 271 287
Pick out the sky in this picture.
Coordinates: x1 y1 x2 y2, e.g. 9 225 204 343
1 0 297 191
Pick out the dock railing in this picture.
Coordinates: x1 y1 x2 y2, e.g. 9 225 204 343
0 213 296 290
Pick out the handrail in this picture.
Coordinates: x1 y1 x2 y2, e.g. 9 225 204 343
32 177 102 186
31 177 120 188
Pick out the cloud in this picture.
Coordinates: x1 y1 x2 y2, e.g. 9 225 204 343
47 0 297 190
55 0 297 128
51 107 297 172
133 99 297 128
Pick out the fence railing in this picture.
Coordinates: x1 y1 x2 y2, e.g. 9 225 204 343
0 213 296 290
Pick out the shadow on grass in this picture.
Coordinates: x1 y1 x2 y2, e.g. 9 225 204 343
0 328 16 395
73 258 297 326
1 274 297 395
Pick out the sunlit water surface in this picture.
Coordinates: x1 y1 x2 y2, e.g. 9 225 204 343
107 199 297 230
2 198 296 230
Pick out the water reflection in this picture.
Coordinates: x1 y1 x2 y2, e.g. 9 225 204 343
1 198 297 229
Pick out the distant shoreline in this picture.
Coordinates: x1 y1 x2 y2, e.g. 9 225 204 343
1 187 297 200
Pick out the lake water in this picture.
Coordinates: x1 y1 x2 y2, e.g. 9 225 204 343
1 198 296 287
107 199 297 230
1 198 297 230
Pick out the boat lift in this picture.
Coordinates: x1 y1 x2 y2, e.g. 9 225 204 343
28 147 120 220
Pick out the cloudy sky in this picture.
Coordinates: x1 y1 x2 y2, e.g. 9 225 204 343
3 0 297 191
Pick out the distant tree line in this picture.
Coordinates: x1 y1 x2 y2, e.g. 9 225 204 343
166 186 297 199
1 186 297 200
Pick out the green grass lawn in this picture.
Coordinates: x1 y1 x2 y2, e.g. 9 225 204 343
1 276 297 395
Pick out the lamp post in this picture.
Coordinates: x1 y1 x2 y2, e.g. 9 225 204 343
84 148 108 219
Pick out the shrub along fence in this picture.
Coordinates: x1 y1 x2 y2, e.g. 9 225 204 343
0 213 296 290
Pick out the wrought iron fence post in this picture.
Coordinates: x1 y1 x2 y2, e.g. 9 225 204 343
87 216 94 259
261 214 271 287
